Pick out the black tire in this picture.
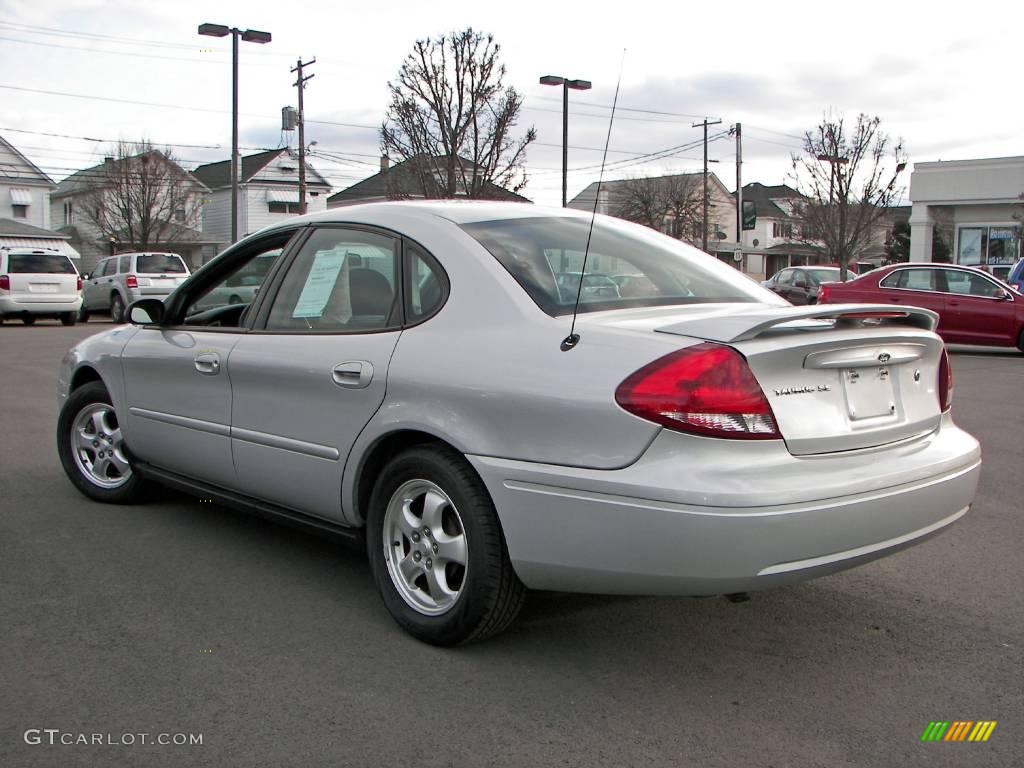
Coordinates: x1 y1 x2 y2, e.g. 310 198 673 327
22 315 35 326
60 312 77 326
110 294 125 324
366 445 525 646
78 306 90 323
57 381 148 504
1018 327 1024 354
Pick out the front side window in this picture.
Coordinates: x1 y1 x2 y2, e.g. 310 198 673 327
265 228 399 332
882 269 936 291
461 215 774 317
945 270 1003 298
184 240 288 321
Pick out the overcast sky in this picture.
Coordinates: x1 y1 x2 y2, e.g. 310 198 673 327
1 0 1020 207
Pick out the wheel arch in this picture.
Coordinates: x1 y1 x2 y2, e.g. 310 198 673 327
69 365 104 394
349 429 465 527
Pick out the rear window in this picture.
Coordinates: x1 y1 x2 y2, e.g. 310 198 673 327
7 253 76 274
460 215 776 316
137 254 187 274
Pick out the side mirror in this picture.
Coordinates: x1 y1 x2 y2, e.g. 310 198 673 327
81 273 90 280
127 298 166 325
999 289 1013 301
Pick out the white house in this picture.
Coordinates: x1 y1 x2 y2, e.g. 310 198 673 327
192 149 331 250
909 156 1024 275
0 135 56 231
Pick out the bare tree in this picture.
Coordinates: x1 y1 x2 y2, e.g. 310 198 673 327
381 28 536 199
613 174 703 240
790 112 907 280
81 140 202 251
662 174 704 240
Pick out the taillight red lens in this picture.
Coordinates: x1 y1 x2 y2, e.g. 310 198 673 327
818 284 832 303
76 275 83 291
615 343 781 439
938 348 953 412
126 274 138 288
0 274 9 291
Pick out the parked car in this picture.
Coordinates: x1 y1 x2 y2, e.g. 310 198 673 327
761 266 848 305
56 203 981 645
0 247 81 325
555 272 621 300
80 252 190 323
611 273 661 298
819 262 1024 351
1007 257 1024 293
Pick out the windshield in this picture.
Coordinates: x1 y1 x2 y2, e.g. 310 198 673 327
461 215 779 316
137 254 187 274
8 253 76 274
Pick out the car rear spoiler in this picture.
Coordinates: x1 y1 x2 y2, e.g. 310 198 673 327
655 304 939 343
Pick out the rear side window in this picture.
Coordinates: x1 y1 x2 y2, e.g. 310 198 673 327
882 269 936 291
137 254 187 274
7 254 76 274
117 256 130 273
461 215 771 317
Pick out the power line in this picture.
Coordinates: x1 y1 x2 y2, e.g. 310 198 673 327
0 84 380 131
530 94 717 120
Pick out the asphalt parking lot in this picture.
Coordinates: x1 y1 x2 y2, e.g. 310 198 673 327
1 318 1021 768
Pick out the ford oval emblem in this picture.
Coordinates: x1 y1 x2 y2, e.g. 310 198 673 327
878 352 891 364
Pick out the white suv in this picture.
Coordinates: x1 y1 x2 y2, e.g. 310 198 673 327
0 247 82 325
80 252 190 323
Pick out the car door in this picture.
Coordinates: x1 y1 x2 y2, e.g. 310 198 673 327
941 268 1015 344
771 269 793 301
119 233 296 488
877 267 948 327
227 226 409 522
83 259 111 310
789 269 814 304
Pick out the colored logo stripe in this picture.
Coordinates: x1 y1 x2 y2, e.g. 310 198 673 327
921 721 996 742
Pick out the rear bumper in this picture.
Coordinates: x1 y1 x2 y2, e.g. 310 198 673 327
0 296 81 315
468 417 981 595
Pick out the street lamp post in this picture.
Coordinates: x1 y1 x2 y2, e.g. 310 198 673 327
198 23 272 244
539 75 591 207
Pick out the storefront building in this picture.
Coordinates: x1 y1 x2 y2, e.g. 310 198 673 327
909 156 1023 278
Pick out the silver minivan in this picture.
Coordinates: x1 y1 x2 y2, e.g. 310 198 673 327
80 252 190 323
0 247 82 325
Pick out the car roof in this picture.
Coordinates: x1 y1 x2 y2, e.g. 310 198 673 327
259 200 589 235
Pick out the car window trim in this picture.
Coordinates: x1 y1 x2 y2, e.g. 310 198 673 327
879 266 1013 301
156 227 307 332
248 223 449 336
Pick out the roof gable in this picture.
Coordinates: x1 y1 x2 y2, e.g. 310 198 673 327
0 135 56 187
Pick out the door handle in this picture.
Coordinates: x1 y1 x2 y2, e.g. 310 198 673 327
332 361 373 389
194 352 221 375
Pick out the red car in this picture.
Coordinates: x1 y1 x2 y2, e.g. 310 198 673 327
819 263 1024 351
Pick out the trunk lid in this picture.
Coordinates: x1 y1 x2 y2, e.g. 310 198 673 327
649 303 945 455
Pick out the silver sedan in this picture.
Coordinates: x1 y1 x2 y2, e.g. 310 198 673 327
56 202 981 645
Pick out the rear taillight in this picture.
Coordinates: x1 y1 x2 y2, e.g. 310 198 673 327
818 284 832 303
76 275 83 291
938 348 953 412
0 275 9 291
126 274 138 289
615 343 781 439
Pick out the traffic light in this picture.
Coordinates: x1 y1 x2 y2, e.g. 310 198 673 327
742 200 757 231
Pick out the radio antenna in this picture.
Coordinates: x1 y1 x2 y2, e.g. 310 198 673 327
560 50 626 352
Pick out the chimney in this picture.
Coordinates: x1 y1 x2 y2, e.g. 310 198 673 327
104 157 114 172
380 155 390 173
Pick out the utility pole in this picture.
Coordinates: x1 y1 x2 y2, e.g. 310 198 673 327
291 57 316 215
693 118 722 253
733 123 742 250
